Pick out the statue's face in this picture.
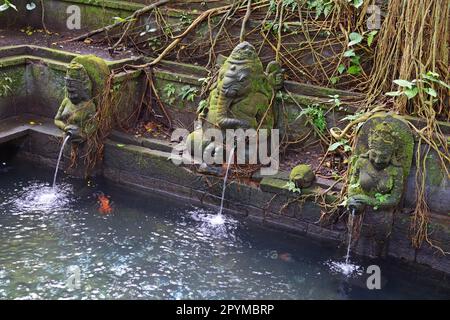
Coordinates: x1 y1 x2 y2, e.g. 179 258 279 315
66 77 91 105
221 66 251 98
369 147 392 170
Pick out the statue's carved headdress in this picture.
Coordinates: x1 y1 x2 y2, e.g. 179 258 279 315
368 121 400 158
65 62 92 95
228 41 259 64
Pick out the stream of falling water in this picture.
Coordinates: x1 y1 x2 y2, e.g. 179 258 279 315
52 135 70 188
210 147 235 225
345 208 356 265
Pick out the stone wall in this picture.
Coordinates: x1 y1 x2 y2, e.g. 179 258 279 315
0 46 449 274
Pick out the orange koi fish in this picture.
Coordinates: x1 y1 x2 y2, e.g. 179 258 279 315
98 194 112 214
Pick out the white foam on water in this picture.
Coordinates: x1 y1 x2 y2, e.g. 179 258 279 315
325 259 363 277
12 182 73 213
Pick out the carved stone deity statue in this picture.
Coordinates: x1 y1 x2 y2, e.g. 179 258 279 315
347 114 414 214
54 55 110 143
186 41 284 160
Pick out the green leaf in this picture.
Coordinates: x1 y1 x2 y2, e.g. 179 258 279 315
351 0 364 9
116 144 125 148
367 30 378 46
330 77 339 84
347 65 362 75
385 91 402 97
328 141 344 151
350 55 361 65
0 0 16 11
113 16 127 23
437 80 450 90
4 0 17 11
424 87 437 97
393 79 414 89
343 49 355 57
348 32 363 46
404 87 418 99
337 64 346 74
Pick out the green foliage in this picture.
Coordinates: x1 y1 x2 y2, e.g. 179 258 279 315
367 30 378 47
374 193 389 210
0 0 17 12
263 20 291 34
327 94 341 107
332 31 378 83
284 181 301 194
307 0 334 19
269 0 299 12
197 99 208 114
328 139 351 153
347 0 364 9
298 104 327 133
282 0 299 11
148 37 161 50
386 71 449 101
178 85 198 102
348 32 363 46
179 13 193 26
163 83 176 105
0 75 12 97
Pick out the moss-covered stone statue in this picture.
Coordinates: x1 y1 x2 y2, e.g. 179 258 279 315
54 55 110 143
186 41 284 159
347 113 414 214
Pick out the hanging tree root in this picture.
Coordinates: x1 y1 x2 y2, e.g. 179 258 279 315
364 0 449 253
61 0 171 43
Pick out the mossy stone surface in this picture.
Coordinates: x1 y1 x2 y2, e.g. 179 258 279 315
72 55 110 101
289 164 315 188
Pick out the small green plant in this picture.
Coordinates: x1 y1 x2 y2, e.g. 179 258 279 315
307 0 334 19
334 31 377 83
374 193 389 210
327 94 341 107
148 37 161 50
269 0 299 13
179 85 198 102
197 99 208 114
179 13 193 26
386 71 450 100
285 181 301 194
163 83 176 104
0 75 13 97
297 104 327 133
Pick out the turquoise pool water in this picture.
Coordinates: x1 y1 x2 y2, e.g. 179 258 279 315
0 162 448 299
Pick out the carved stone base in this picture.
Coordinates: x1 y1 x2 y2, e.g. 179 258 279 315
354 209 395 258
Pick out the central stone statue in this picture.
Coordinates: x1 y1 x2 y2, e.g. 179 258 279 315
54 55 110 143
186 41 283 160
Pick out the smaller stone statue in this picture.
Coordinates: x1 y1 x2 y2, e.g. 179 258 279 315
290 164 315 188
347 114 413 214
54 55 110 143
